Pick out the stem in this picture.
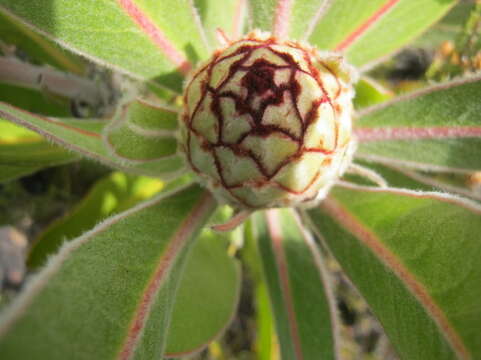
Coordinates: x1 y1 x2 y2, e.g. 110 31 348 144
0 56 104 107
346 163 388 187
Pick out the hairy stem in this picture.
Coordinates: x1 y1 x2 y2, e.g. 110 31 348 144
0 56 104 107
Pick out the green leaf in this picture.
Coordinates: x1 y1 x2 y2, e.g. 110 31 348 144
355 75 481 172
29 172 237 356
0 119 77 182
130 0 209 62
254 282 276 360
249 0 333 41
353 76 393 109
0 101 185 178
0 0 200 92
0 119 39 140
0 11 84 74
0 83 71 117
104 99 178 162
254 208 338 360
0 141 77 166
195 0 244 46
28 172 164 269
249 0 277 33
307 186 481 360
309 0 456 69
165 228 240 356
289 0 333 40
243 218 277 360
0 185 217 359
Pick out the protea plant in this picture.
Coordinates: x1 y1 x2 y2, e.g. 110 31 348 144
0 1 480 359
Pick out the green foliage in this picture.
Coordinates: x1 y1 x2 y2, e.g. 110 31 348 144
28 172 164 268
356 76 481 171
0 102 185 177
0 185 217 359
0 120 76 182
0 1 480 359
310 0 456 68
308 187 481 359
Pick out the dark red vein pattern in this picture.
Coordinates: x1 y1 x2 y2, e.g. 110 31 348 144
181 34 350 208
335 0 400 52
117 0 191 75
266 210 304 360
117 192 215 360
322 197 470 359
355 126 481 142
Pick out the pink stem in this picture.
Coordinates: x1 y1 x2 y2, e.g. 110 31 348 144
211 210 252 232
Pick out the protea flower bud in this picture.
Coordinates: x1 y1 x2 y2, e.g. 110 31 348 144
180 31 357 209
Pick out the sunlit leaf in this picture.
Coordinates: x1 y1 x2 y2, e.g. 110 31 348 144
353 76 393 109
0 0 198 92
254 282 277 360
308 186 481 360
0 119 76 182
131 0 209 62
309 0 456 69
28 172 164 269
355 75 481 173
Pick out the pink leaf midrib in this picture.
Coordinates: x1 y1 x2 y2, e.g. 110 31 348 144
117 0 191 75
117 191 215 360
355 126 481 142
334 0 400 52
273 0 293 40
265 209 304 360
322 197 471 360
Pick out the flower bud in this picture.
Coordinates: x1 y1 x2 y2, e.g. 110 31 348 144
180 31 357 209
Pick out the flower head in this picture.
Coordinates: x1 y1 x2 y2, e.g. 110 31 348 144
180 31 357 209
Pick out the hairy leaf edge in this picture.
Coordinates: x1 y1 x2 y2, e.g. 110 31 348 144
0 184 208 338
0 102 185 179
0 5 180 96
